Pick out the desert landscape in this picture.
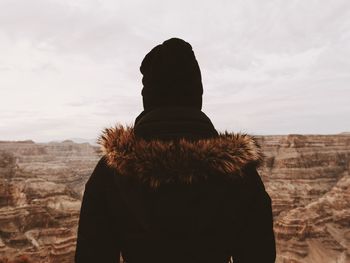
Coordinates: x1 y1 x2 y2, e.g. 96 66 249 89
0 134 349 263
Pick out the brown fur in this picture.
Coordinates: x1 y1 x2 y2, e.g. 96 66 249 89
98 124 264 188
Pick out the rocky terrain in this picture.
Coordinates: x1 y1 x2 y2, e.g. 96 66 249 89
0 134 349 262
258 135 350 263
0 140 100 263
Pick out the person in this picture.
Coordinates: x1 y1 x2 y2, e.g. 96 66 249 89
75 38 276 263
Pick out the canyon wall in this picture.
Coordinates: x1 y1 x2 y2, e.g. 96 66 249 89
0 135 349 262
0 140 100 263
257 135 350 263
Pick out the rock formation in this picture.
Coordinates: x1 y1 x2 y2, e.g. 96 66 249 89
0 134 349 262
0 141 100 263
257 135 350 263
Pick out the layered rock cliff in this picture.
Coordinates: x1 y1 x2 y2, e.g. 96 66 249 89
0 134 349 262
0 141 100 263
258 135 350 263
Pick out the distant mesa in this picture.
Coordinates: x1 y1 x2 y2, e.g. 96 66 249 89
61 139 74 144
46 138 98 145
0 140 35 144
68 138 98 145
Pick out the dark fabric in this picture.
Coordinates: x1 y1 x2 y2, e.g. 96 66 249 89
75 107 276 263
140 38 203 111
134 107 218 141
75 157 121 263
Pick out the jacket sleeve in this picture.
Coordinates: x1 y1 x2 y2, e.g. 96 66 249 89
232 164 276 263
75 157 121 263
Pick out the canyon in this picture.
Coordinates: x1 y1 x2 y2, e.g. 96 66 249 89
0 134 349 263
258 135 350 263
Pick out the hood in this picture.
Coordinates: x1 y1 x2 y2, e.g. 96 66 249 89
98 125 263 188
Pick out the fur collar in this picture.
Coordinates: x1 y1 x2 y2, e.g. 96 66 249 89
98 125 263 188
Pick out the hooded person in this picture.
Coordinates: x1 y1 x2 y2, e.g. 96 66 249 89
75 38 276 263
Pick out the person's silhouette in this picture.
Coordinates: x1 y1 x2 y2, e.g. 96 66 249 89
75 38 276 263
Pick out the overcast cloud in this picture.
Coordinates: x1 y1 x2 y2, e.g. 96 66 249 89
1 0 350 142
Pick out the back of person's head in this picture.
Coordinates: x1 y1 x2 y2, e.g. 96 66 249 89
140 38 203 111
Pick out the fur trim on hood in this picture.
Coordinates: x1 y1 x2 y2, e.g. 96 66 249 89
98 125 263 188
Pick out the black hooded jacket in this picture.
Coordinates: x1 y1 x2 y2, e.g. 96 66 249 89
75 107 276 263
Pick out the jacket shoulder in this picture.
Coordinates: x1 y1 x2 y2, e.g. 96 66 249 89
85 156 116 191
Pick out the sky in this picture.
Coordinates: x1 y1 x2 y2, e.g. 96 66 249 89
1 0 350 142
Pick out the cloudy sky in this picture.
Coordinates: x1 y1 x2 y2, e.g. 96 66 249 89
1 0 350 142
